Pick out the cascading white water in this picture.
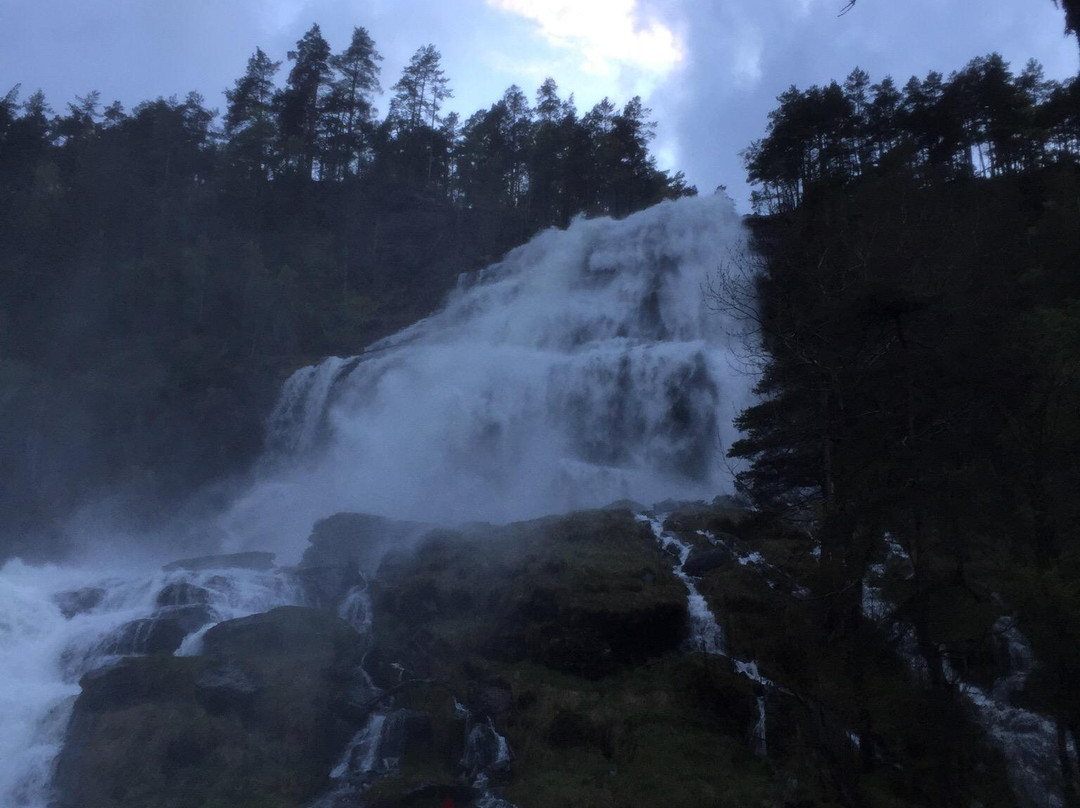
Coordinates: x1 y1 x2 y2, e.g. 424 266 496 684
220 194 751 561
0 558 303 807
861 534 1079 808
638 513 727 655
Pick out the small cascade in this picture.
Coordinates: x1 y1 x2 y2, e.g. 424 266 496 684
455 699 517 806
0 558 302 808
861 534 1077 808
328 712 388 781
638 514 726 655
462 718 514 778
752 696 768 757
734 659 774 758
957 619 1077 808
263 355 353 459
337 581 374 634
307 583 388 808
861 533 911 623
640 512 784 758
700 529 810 598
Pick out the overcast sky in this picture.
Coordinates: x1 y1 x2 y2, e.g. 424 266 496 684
1 0 1077 209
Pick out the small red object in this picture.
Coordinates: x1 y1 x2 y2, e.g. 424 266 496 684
441 798 455 808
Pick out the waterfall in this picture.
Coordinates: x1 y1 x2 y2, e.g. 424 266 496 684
218 194 750 561
0 194 751 805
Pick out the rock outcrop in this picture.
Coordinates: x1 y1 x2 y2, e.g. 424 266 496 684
53 607 366 808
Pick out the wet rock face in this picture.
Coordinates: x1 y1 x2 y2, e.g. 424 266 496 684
53 607 365 808
370 510 688 681
289 564 362 610
301 512 427 574
54 586 106 618
682 547 733 577
162 551 276 572
194 665 262 715
95 605 213 656
155 582 210 608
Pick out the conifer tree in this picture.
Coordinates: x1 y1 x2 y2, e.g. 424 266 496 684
389 45 452 132
277 24 332 178
324 26 382 178
224 47 280 182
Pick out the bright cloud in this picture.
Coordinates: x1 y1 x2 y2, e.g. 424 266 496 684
485 0 685 77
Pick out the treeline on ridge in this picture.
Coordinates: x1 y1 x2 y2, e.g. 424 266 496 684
745 53 1080 213
0 23 692 557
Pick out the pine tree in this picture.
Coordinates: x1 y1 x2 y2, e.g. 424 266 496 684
224 47 281 183
277 24 332 178
324 26 382 178
389 45 452 133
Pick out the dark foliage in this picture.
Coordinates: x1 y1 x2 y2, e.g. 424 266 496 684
723 51 1080 803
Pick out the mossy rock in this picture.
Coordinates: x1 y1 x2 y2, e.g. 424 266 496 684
53 607 366 808
370 510 688 681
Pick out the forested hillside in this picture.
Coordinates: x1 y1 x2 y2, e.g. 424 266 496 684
725 52 1080 799
0 24 693 557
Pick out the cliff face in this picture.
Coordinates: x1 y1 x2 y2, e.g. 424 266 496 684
51 505 1033 808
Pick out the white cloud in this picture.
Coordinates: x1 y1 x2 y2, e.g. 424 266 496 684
485 0 684 78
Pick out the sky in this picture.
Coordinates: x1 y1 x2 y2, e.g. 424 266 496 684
1 0 1077 210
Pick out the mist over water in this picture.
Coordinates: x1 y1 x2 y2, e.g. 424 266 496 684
220 193 751 561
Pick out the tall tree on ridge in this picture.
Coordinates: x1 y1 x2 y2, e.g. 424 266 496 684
389 44 452 133
277 24 332 178
324 26 382 178
224 47 281 183
387 44 453 187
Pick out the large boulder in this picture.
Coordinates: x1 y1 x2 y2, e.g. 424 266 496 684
53 606 366 808
682 546 733 577
94 605 213 657
370 510 688 681
300 512 428 573
155 582 210 608
54 586 106 618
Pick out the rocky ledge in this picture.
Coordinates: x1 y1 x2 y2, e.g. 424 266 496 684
50 505 1027 808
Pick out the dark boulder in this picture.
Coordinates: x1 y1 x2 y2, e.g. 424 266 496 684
379 709 435 769
301 512 427 573
683 547 734 577
194 664 262 715
371 510 687 680
54 606 366 808
162 551 275 572
155 582 211 608
290 564 362 610
95 605 213 656
54 586 106 618
467 678 514 721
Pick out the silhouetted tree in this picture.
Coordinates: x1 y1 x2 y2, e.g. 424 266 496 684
324 26 382 178
224 47 281 183
277 24 332 178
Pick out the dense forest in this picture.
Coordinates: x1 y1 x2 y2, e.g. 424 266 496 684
0 24 692 557
722 52 1080 801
